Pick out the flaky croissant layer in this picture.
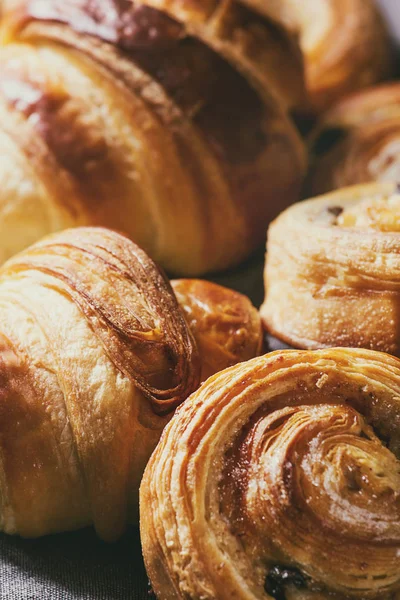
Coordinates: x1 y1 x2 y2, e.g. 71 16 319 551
0 0 305 275
140 348 400 600
0 226 262 541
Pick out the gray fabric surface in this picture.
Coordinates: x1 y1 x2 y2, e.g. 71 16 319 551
0 528 149 599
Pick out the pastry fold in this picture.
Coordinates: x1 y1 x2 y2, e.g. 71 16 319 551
0 227 261 540
238 0 393 112
308 83 400 196
261 182 400 355
140 348 400 600
0 0 305 275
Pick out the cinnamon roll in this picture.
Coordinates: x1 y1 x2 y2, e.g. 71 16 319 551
261 182 400 356
140 347 400 599
308 83 400 196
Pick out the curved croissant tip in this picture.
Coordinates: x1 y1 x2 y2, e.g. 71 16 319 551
171 278 262 381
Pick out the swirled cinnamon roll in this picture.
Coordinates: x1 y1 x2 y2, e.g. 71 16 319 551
141 347 400 599
239 0 393 113
308 84 400 196
0 227 261 540
261 182 400 356
0 0 305 275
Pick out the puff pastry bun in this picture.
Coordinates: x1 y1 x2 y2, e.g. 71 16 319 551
240 0 393 112
0 226 261 540
141 347 400 599
308 83 400 196
261 182 400 356
0 0 305 275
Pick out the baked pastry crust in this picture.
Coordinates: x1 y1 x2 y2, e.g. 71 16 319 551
0 227 261 540
238 0 393 112
261 182 400 355
140 347 400 599
308 83 400 196
0 0 305 275
171 279 262 382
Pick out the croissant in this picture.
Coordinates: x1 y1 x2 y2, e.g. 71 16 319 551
0 226 262 541
140 347 400 600
307 83 400 196
261 181 400 356
171 279 262 382
0 0 305 276
240 0 393 113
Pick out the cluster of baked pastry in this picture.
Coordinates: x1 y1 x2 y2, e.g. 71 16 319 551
0 1 399 599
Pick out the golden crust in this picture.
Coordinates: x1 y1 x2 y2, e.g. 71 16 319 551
308 83 400 196
261 182 400 356
0 226 200 541
171 279 262 382
0 0 305 275
140 348 400 599
238 0 393 112
0 226 261 540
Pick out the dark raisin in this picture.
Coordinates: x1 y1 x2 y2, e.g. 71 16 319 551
327 206 343 218
264 565 307 600
312 127 347 155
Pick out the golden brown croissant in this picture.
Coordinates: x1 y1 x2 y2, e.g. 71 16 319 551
141 347 400 600
0 0 305 276
261 181 400 356
240 0 393 113
307 83 400 196
171 279 262 382
0 226 262 541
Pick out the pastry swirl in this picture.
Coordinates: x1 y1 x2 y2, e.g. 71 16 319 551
261 182 400 355
140 348 400 599
239 0 393 112
0 0 305 275
308 84 400 196
0 227 261 540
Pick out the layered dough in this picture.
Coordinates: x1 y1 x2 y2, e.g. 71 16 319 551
0 227 262 540
0 0 305 275
140 348 400 599
261 182 400 355
308 83 400 195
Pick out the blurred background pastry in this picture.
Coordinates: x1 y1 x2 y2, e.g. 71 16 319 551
307 83 400 196
241 0 394 113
